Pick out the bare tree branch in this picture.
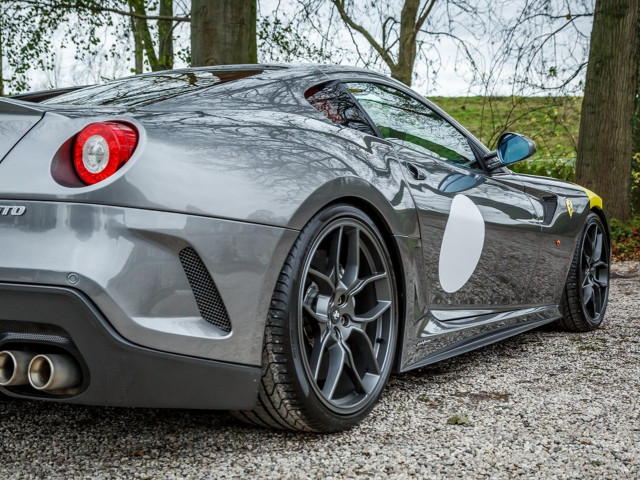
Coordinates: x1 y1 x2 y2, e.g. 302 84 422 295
416 0 437 31
14 0 190 22
331 0 396 68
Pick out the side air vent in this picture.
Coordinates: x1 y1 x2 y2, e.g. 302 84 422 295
179 247 232 333
541 195 558 225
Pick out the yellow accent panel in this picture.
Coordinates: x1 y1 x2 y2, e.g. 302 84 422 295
576 185 603 210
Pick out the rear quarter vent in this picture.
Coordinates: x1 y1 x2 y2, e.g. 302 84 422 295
179 247 232 333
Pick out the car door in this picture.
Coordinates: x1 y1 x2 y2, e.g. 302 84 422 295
345 81 542 313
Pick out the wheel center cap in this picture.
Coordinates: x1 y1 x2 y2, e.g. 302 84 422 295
330 308 341 324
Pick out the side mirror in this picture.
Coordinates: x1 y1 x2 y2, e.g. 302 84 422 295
495 132 536 166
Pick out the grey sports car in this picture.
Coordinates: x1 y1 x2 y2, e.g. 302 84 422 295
0 64 609 432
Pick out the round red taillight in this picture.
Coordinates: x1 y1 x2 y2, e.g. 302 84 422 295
73 122 138 185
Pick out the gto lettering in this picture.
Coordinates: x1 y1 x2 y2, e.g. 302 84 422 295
0 206 26 216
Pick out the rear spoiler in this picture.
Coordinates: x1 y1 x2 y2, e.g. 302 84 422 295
11 85 89 103
0 96 45 114
0 98 45 162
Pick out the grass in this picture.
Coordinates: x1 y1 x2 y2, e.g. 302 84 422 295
429 95 582 160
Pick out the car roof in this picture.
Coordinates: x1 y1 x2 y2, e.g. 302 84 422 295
129 63 388 81
16 64 391 105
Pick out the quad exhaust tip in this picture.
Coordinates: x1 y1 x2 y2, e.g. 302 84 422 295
28 354 81 393
0 350 36 387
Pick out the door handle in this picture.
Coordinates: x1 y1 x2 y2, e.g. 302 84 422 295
406 162 428 181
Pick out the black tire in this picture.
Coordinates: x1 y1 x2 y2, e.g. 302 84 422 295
556 212 610 332
235 204 398 432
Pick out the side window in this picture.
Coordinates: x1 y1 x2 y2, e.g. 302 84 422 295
305 83 376 136
346 82 477 168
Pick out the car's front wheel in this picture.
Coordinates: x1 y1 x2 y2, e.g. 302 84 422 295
236 204 398 432
557 212 610 331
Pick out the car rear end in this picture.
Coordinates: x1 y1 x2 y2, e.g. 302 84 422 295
0 71 297 409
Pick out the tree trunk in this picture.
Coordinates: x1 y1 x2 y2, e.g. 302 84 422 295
575 0 640 221
158 0 173 70
0 5 4 96
634 53 640 153
391 0 420 86
633 15 640 214
128 0 163 71
130 5 144 74
190 0 257 66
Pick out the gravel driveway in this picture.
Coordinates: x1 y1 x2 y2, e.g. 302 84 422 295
1 262 639 479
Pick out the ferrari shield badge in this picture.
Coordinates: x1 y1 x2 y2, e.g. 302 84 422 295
565 198 574 218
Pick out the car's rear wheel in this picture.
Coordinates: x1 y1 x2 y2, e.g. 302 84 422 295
557 212 610 332
235 204 398 432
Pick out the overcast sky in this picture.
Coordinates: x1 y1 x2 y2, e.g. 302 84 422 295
20 0 594 97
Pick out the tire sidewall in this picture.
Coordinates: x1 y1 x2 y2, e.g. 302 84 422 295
577 213 610 328
284 204 398 431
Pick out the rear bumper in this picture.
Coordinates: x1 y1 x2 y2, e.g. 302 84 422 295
0 283 260 408
0 200 298 366
0 199 300 408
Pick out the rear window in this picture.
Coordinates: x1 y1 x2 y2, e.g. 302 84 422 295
305 83 376 135
43 70 262 107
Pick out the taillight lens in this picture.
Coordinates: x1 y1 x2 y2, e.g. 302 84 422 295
73 122 138 185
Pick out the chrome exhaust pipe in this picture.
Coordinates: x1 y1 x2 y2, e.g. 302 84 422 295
0 350 36 386
28 354 81 393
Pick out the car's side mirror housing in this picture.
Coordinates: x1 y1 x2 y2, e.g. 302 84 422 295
495 132 536 166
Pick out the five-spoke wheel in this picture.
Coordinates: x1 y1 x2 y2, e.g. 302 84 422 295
237 204 397 432
559 212 610 331
299 217 395 414
579 219 609 324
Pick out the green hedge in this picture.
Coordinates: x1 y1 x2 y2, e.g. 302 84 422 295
510 158 575 182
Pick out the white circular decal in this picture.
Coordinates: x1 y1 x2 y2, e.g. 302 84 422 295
438 194 485 293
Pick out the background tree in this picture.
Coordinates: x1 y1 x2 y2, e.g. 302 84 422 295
257 16 332 63
463 0 593 151
293 0 486 87
0 1 190 93
331 0 435 86
191 0 257 66
632 15 640 213
128 0 181 71
575 0 639 220
0 3 4 96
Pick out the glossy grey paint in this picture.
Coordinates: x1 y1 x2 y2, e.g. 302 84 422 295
0 99 43 162
310 69 594 372
1 70 419 235
0 199 297 365
0 65 602 406
514 173 596 304
0 66 420 371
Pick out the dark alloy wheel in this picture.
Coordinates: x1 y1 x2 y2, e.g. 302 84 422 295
236 205 398 432
298 216 395 414
558 212 610 332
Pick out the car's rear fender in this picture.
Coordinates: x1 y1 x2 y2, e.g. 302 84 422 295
286 176 426 372
0 107 147 197
287 175 419 237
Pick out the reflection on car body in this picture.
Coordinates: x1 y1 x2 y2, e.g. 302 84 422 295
0 64 610 432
